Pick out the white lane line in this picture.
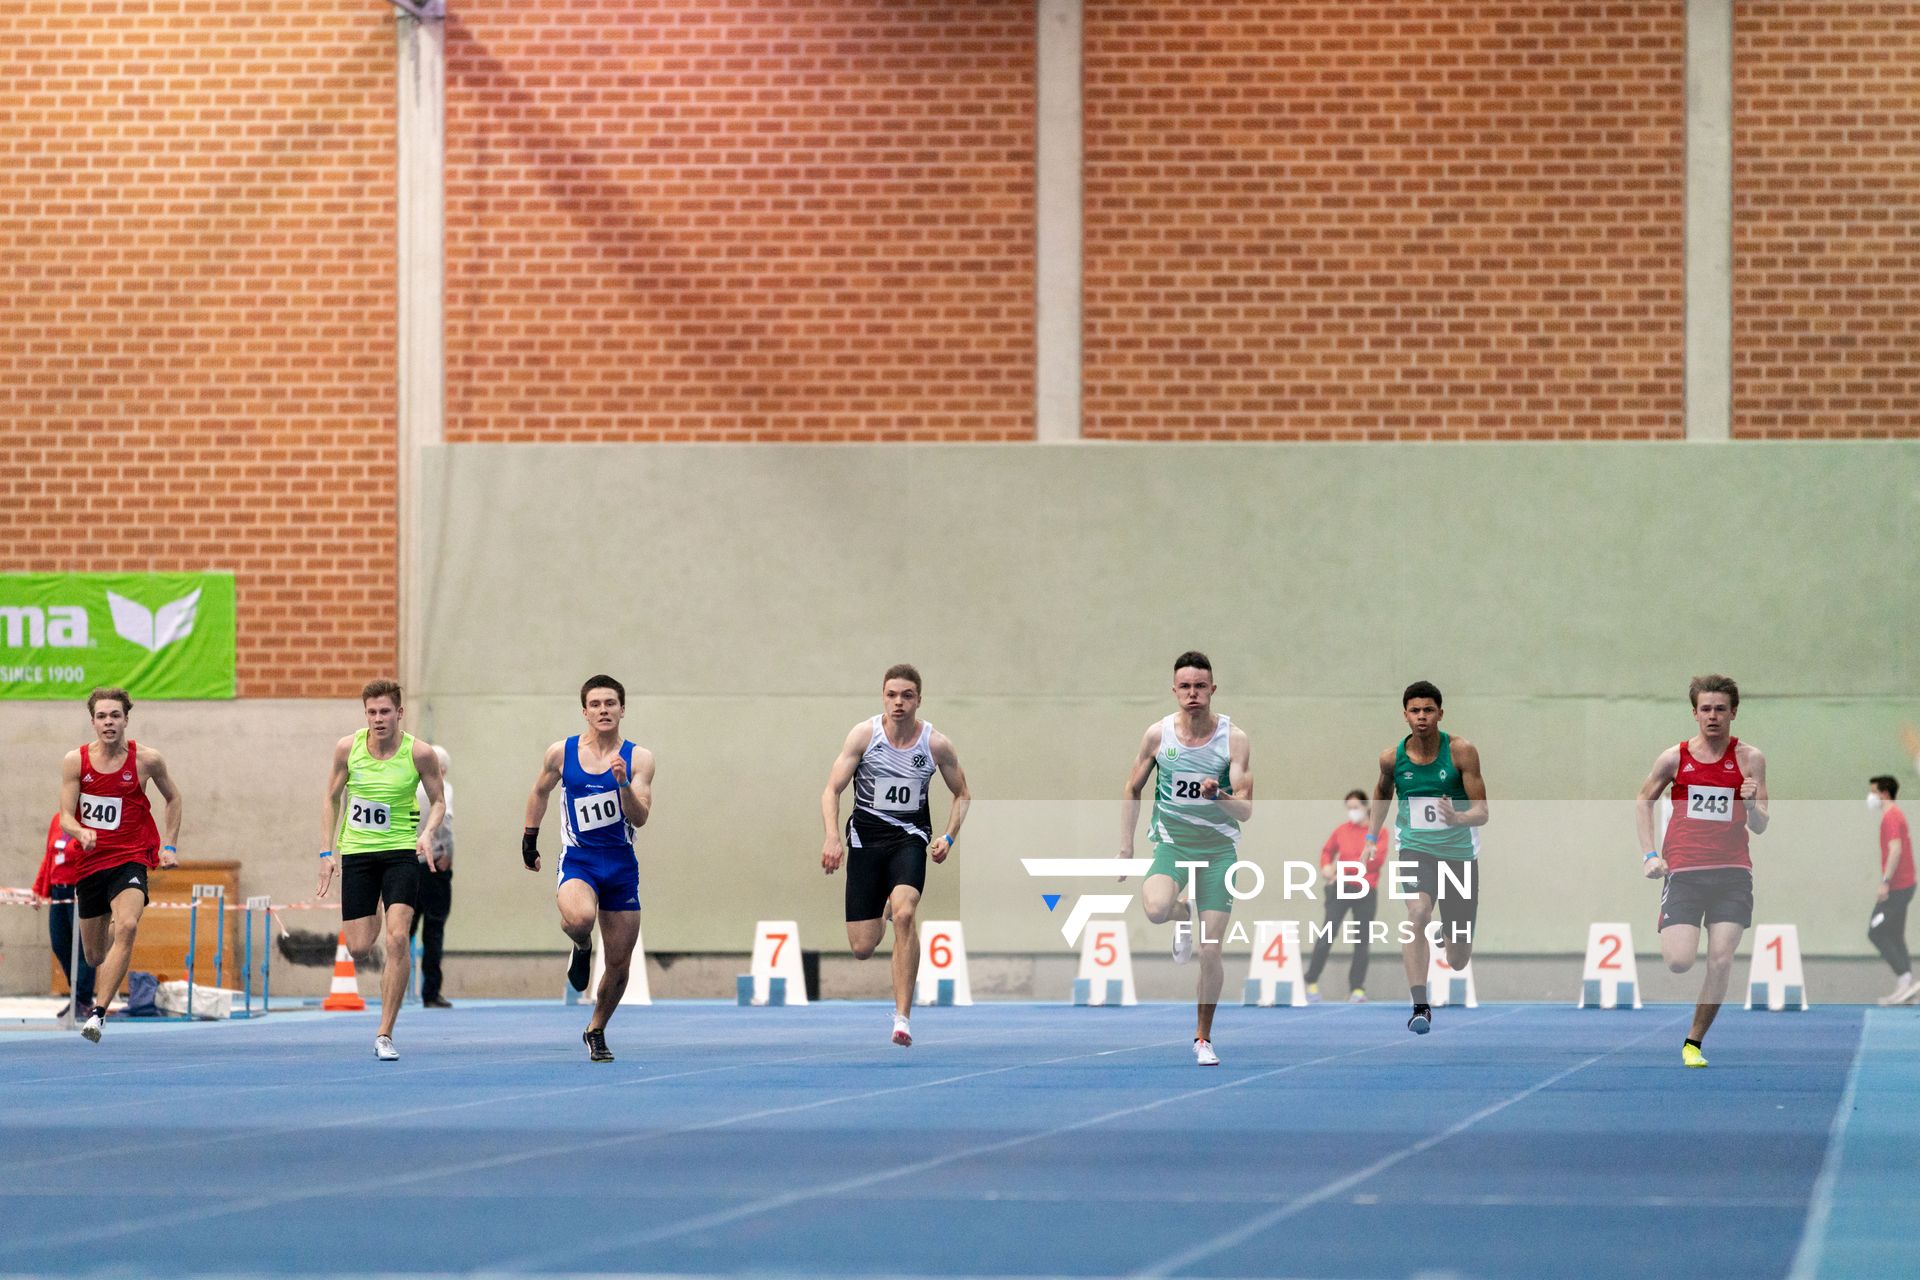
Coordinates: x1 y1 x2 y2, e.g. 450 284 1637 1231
1134 1013 1687 1278
1785 1009 1872 1280
0 1027 1199 1258
494 1008 1528 1271
0 1021 1052 1180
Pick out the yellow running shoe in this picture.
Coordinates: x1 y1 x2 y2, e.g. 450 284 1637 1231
1682 1042 1708 1068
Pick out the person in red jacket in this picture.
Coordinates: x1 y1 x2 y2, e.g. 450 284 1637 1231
32 815 96 1017
1305 790 1389 1003
1867 775 1916 1005
58 687 184 1043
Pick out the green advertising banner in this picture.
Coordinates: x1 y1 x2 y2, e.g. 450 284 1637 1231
0 573 237 700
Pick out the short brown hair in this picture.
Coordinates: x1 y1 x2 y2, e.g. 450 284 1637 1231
1173 650 1212 675
882 663 922 693
87 687 132 716
361 678 403 707
580 674 625 706
1688 674 1739 711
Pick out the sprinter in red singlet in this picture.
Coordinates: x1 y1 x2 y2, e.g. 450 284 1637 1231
1634 674 1769 1068
57 687 184 1043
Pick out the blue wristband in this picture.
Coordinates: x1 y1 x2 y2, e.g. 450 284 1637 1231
162 845 176 854
939 834 954 848
1642 850 1659 862
319 849 334 860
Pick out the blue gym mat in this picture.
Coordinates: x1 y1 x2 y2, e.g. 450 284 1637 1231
0 1001 1888 1278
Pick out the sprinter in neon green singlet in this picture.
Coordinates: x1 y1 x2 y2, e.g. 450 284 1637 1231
1365 680 1488 1036
318 678 446 1061
1122 651 1252 1067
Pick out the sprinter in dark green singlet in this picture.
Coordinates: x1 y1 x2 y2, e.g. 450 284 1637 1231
1365 680 1488 1036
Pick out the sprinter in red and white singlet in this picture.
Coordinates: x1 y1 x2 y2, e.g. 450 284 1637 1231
1634 674 1770 1068
57 687 184 1044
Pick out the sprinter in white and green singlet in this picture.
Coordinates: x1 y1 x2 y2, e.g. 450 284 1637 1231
1365 680 1488 1037
1123 651 1252 1067
318 678 447 1061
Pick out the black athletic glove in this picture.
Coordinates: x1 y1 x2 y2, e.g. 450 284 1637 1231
522 827 540 869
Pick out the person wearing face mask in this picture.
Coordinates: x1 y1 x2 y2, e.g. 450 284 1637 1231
1866 775 1916 1005
1304 790 1387 1003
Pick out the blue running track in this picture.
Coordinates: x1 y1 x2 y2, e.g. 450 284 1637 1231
0 1001 1894 1278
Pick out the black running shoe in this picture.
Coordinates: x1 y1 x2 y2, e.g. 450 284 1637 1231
583 1027 614 1063
1408 1004 1432 1035
567 945 592 994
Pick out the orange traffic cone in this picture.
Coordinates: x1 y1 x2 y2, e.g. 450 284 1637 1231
321 932 366 1011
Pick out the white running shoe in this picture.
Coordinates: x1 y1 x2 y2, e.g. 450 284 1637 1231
1900 979 1920 1006
1348 988 1368 1004
80 1011 104 1043
374 1034 399 1061
891 1014 912 1047
1885 975 1920 1006
1193 1038 1220 1067
1171 917 1194 965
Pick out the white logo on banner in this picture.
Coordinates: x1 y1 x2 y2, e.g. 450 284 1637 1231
107 588 200 653
0 605 89 649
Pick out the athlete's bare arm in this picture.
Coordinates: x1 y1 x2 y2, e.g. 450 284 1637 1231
1737 743 1770 835
317 735 353 897
1366 748 1397 843
819 721 868 874
616 746 655 829
518 742 566 872
1439 739 1489 828
928 731 970 863
1635 746 1682 878
412 737 447 869
140 748 183 867
1119 724 1160 876
1199 725 1253 822
57 750 93 850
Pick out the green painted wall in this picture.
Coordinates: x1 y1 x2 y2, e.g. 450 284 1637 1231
418 443 1917 956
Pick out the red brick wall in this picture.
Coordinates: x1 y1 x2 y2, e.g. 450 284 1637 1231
0 1 396 696
443 1 1035 443
1734 2 1920 438
1083 3 1688 440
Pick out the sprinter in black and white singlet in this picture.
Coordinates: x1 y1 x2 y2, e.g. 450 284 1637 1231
821 663 972 1048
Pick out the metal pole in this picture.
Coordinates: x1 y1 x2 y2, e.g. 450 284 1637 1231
185 896 198 1020
263 907 273 1014
241 900 253 1019
64 896 82 1030
212 887 226 991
